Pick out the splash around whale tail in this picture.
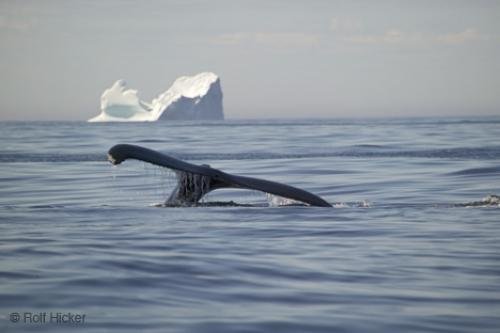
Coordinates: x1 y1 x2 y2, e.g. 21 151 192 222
108 144 332 207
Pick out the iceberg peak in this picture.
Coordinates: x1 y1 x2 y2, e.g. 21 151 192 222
88 72 224 122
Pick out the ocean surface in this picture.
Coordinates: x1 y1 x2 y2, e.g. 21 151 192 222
1 117 499 332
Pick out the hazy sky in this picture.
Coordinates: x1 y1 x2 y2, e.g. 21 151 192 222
1 0 499 120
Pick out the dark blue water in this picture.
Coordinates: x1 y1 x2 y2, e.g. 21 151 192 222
1 118 500 332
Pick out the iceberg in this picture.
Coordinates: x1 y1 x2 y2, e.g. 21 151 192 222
88 72 224 122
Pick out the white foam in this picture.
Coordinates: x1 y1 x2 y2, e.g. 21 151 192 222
266 193 304 207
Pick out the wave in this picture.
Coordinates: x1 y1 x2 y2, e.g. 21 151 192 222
446 166 500 176
0 145 500 162
1 146 500 163
4 197 498 210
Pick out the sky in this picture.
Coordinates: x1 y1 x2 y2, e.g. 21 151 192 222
1 0 499 120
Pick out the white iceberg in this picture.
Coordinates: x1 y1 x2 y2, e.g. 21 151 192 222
88 72 224 122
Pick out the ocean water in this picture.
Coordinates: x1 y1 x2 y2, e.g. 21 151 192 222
1 117 499 332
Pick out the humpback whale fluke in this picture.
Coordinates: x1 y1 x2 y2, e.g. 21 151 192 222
108 144 332 207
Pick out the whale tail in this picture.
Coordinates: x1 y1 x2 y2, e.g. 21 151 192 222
108 144 332 207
